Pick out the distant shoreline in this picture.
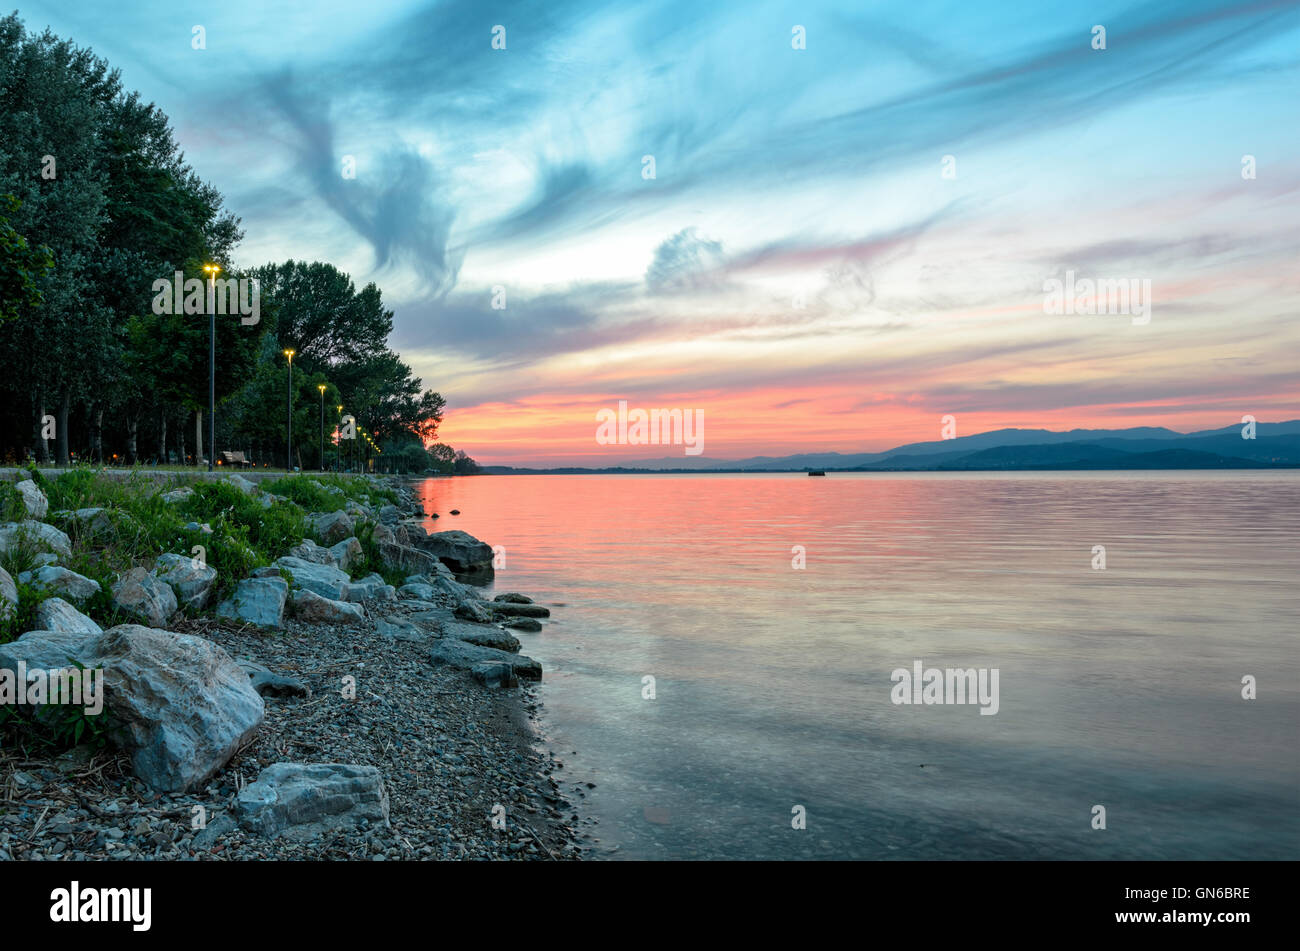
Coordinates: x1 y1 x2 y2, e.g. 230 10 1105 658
481 464 1300 475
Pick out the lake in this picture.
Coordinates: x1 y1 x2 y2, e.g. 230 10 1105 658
411 471 1300 860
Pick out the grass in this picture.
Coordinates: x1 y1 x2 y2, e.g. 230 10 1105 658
2 466 398 622
263 472 399 511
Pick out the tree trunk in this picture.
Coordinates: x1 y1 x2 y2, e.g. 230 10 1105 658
126 412 139 465
178 414 186 468
91 404 104 464
159 412 168 465
195 409 204 467
57 392 71 466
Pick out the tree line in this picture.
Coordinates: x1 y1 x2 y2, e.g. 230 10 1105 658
0 14 479 475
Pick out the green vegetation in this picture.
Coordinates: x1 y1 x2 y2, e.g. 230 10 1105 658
0 13 479 475
262 473 398 512
0 580 52 644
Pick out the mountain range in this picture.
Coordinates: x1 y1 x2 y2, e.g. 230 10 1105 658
484 421 1300 473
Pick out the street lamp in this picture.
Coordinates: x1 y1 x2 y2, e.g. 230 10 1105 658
203 264 220 472
283 349 295 471
336 404 343 471
317 384 327 471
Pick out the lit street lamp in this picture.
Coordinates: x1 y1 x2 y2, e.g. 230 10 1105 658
336 404 343 471
203 264 220 472
283 349 295 471
317 384 327 471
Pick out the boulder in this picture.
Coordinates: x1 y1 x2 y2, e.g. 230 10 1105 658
0 625 265 792
161 487 194 505
416 530 495 579
66 507 115 538
0 628 98 673
236 763 389 839
33 597 102 635
310 510 354 545
344 573 391 602
429 573 480 602
292 588 365 624
288 538 336 566
236 659 310 698
444 620 520 653
111 567 178 628
399 520 428 543
490 601 551 619
154 553 218 611
273 556 351 600
430 639 541 682
494 592 534 604
15 479 48 519
374 617 428 643
329 537 363 572
398 583 436 601
182 521 214 535
1 566 19 620
377 541 437 576
377 504 402 524
0 520 73 560
502 617 543 633
216 577 288 628
226 474 258 494
454 599 494 624
370 522 396 546
471 661 518 689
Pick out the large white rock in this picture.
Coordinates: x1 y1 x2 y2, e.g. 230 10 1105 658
33 597 102 635
226 474 258 495
417 529 495 578
309 510 355 545
155 553 218 611
0 566 17 620
30 565 101 602
111 567 178 628
329 537 363 572
215 577 287 628
273 556 351 600
292 588 365 624
236 763 389 838
0 520 73 560
15 479 48 519
287 538 336 566
0 624 264 791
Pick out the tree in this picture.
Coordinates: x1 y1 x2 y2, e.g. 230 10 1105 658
0 194 53 322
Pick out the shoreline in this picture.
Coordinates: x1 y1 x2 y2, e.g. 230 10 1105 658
0 469 591 861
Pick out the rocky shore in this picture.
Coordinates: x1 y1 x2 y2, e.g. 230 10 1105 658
0 470 590 860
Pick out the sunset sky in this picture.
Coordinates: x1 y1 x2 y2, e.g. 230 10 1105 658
24 0 1300 465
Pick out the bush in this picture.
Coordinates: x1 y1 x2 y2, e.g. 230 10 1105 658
0 581 52 644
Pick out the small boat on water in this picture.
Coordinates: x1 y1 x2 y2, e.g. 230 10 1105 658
808 470 826 476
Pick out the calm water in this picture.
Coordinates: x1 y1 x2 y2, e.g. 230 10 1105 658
412 472 1300 860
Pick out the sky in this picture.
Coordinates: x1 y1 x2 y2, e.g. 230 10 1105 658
18 0 1300 466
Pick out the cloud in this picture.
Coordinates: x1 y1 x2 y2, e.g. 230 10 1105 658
645 228 726 294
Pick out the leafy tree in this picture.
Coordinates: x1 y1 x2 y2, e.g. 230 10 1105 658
0 194 52 322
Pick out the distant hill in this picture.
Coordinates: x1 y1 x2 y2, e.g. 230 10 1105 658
483 420 1300 473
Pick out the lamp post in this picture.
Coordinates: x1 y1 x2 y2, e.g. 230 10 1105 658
336 405 343 471
283 349 295 471
203 264 220 472
317 384 327 471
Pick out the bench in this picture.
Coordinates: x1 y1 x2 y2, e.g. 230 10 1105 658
220 450 253 468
